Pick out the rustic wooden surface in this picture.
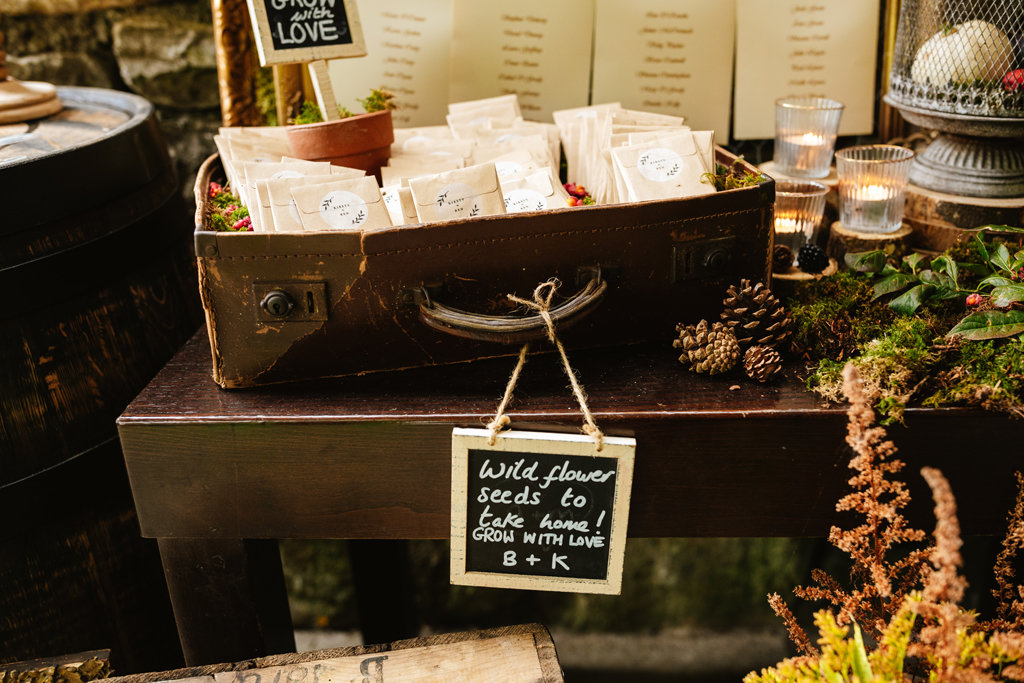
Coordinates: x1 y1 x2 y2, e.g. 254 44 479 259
904 184 1024 252
118 328 1024 665
211 0 259 126
120 328 1024 541
102 624 562 683
826 220 913 263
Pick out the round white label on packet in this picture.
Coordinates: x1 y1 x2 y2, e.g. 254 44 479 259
495 161 524 179
401 135 433 152
318 190 368 229
434 182 481 221
270 170 304 180
504 189 546 214
383 190 399 210
637 147 683 182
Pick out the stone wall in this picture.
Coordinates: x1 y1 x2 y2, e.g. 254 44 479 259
4 0 226 215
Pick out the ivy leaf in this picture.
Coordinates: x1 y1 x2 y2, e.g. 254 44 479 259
947 310 1024 340
992 243 1012 272
991 284 1024 308
1012 250 1024 272
903 252 926 274
845 250 887 273
973 233 990 263
930 254 959 283
872 273 917 299
978 275 1015 288
979 224 1024 234
889 284 930 315
919 269 957 290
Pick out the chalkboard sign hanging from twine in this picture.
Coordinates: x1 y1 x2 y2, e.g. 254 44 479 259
246 0 367 66
450 280 636 595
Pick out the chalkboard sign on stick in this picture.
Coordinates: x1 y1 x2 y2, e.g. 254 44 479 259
246 0 367 67
451 428 635 595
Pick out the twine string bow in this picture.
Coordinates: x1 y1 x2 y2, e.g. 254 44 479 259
485 279 604 451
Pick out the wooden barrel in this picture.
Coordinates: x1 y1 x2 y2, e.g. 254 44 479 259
0 87 202 672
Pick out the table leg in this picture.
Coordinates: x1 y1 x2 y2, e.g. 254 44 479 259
157 538 296 665
348 540 421 645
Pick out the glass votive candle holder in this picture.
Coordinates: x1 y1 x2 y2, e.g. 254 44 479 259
774 180 829 257
774 97 845 178
835 145 915 234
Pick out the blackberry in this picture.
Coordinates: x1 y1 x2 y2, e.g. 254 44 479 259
798 244 829 274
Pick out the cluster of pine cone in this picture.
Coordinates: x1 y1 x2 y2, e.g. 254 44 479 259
673 279 792 383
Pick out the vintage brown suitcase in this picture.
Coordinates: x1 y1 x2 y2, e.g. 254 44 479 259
194 148 774 388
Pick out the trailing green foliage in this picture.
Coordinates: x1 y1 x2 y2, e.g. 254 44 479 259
700 159 769 191
291 87 396 124
791 227 1024 421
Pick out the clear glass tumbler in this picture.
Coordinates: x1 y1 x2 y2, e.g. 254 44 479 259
774 97 845 178
774 180 829 257
835 145 915 234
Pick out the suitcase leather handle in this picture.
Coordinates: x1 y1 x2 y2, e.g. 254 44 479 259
418 274 607 344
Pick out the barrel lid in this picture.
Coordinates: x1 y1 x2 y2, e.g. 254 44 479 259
0 86 172 233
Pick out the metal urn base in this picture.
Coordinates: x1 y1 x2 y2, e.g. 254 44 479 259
910 134 1024 198
883 94 1024 199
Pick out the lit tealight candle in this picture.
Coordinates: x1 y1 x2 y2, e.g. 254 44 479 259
853 184 893 201
774 216 800 234
793 132 826 147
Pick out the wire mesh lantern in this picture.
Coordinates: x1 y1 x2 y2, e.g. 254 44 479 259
885 0 1024 197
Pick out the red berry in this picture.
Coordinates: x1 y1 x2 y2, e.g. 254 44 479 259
209 182 223 198
233 216 252 231
966 293 983 306
1003 69 1024 92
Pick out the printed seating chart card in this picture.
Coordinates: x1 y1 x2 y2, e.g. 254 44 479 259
324 0 881 136
448 0 595 123
733 0 881 139
590 0 736 141
327 0 453 127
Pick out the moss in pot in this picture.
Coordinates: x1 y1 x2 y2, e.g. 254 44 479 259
285 88 396 180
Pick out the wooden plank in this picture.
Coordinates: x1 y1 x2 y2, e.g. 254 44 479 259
103 624 562 683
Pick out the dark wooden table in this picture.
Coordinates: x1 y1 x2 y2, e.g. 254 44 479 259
118 328 1022 666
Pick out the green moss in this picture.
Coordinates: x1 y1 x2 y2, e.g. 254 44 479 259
787 270 896 362
255 66 278 126
925 338 1024 417
292 100 325 125
808 315 944 423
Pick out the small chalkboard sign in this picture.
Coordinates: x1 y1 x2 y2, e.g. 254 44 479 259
451 428 635 595
246 0 367 66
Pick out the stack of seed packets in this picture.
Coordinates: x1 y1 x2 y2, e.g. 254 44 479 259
210 95 729 233
553 103 717 204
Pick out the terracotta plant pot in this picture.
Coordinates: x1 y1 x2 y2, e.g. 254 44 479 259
285 109 394 179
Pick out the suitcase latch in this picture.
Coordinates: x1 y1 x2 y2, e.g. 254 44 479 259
671 236 737 282
254 282 328 322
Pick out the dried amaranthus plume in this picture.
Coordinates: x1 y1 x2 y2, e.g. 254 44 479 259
791 363 931 641
992 471 1024 629
910 467 980 681
767 592 819 658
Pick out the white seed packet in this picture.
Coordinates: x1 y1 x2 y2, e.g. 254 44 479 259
476 149 547 182
381 185 420 227
610 131 717 202
446 113 521 141
448 93 521 118
265 173 339 233
609 109 686 127
408 162 506 224
500 169 571 214
290 176 392 232
215 136 284 197
393 125 456 154
627 130 715 175
240 160 333 209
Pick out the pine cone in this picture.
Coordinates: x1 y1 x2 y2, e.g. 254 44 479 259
773 244 795 273
721 279 793 350
673 319 741 375
744 345 783 383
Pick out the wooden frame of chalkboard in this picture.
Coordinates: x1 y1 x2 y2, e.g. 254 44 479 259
245 0 367 67
450 428 635 595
